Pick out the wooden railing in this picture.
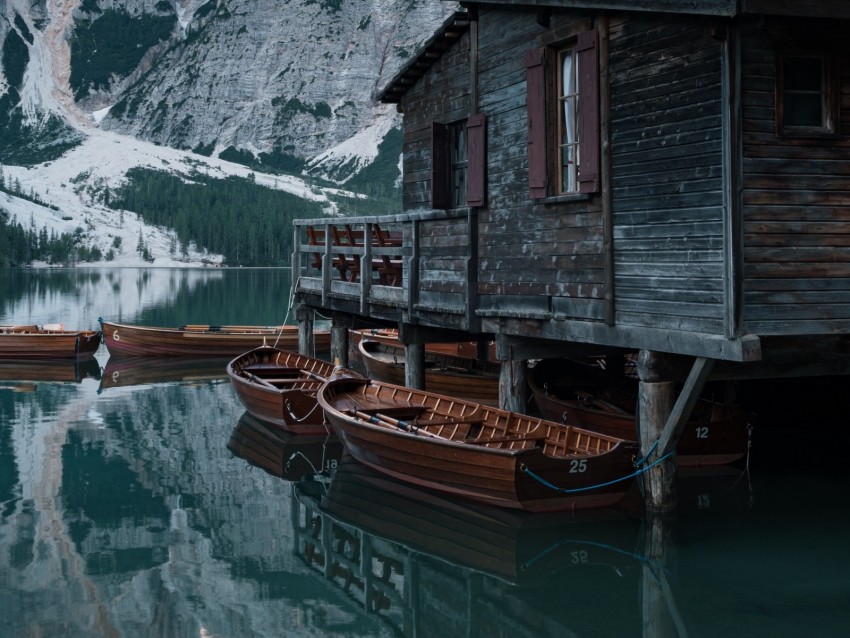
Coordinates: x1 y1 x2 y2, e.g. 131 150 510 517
292 218 407 312
292 210 476 328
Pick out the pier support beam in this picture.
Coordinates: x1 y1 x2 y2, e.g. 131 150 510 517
405 343 426 390
637 350 716 512
296 306 315 357
499 360 527 412
331 313 352 368
637 350 677 512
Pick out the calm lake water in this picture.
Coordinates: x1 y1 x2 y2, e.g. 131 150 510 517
1 267 849 637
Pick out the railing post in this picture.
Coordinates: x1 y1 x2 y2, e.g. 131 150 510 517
361 221 373 314
321 223 332 307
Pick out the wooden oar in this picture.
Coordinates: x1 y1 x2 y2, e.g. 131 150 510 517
351 410 446 439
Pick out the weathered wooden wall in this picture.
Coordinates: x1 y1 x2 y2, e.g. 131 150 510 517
477 8 606 322
740 17 850 335
400 26 473 326
608 14 727 335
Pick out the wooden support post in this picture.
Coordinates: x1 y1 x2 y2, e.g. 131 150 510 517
405 342 425 389
331 313 352 368
639 378 677 512
637 350 676 512
499 360 527 413
657 357 715 458
296 306 314 357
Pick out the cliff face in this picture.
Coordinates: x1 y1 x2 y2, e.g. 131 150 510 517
0 0 455 181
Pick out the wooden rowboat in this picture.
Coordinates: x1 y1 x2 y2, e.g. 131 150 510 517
358 338 500 406
349 327 497 361
0 325 101 359
528 358 751 468
99 319 330 357
227 345 351 434
317 376 640 512
227 411 343 481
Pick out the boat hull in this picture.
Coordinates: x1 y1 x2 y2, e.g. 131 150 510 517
318 377 639 513
100 320 330 357
0 328 101 359
227 345 341 435
529 358 750 467
358 339 500 406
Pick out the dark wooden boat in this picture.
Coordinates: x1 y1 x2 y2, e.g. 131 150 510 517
99 319 331 357
313 453 641 584
358 338 500 406
227 411 343 481
0 324 101 359
528 358 751 468
349 327 497 361
227 345 350 434
99 356 231 391
0 357 101 383
317 376 640 512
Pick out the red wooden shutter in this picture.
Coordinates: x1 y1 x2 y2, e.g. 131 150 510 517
525 47 547 200
466 113 486 207
577 29 600 194
431 121 450 209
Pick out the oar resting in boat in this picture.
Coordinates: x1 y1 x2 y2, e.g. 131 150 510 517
348 408 546 446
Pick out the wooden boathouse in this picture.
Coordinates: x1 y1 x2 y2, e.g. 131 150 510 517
292 0 850 510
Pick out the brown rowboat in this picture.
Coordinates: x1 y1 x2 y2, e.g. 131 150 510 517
99 319 330 357
0 325 101 359
227 345 350 434
528 358 751 468
317 375 640 512
349 327 497 361
358 338 500 406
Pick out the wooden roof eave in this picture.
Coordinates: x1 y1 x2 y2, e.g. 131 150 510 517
459 0 850 20
377 11 471 104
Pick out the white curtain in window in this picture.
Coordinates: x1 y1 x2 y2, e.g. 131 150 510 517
562 51 577 192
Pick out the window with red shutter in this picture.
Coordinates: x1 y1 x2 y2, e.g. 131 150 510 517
432 116 485 209
525 28 600 199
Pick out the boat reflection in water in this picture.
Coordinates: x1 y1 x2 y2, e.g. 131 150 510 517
226 411 342 481
291 454 647 635
98 355 231 392
0 356 101 388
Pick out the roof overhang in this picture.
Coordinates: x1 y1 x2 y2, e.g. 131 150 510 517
377 11 471 104
461 0 850 19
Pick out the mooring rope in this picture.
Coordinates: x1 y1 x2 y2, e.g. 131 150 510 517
285 397 322 423
520 446 674 495
274 277 299 348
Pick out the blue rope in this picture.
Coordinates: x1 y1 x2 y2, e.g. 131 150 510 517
634 439 660 467
521 450 674 494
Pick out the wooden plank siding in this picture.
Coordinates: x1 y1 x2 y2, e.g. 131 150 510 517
608 14 727 335
476 7 607 321
740 17 850 334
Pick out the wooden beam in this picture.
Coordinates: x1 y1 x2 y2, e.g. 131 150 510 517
657 357 716 457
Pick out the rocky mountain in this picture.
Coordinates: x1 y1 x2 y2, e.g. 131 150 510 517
0 0 456 265
2 0 455 177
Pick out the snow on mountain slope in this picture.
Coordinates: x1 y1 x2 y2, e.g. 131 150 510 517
2 128 362 267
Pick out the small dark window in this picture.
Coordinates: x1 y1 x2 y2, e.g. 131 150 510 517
777 54 836 136
431 115 487 209
449 121 468 208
